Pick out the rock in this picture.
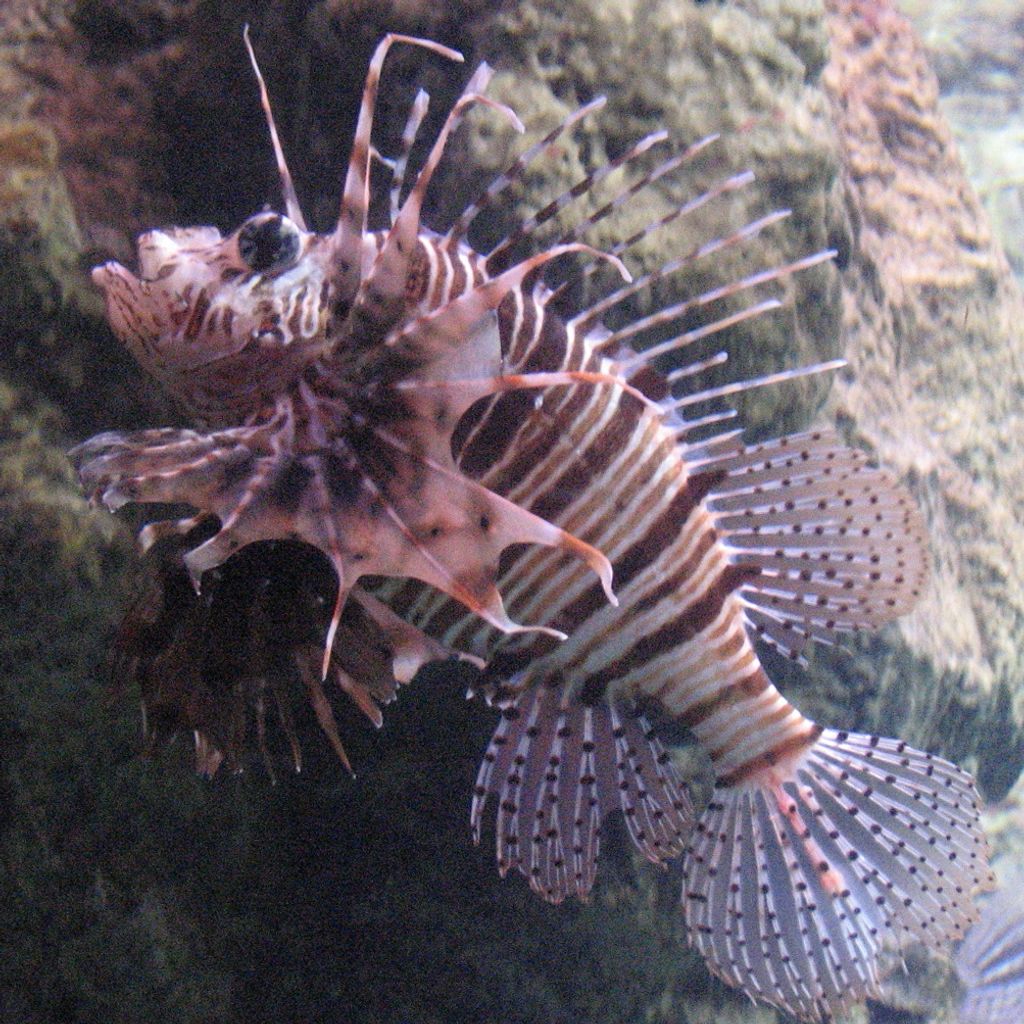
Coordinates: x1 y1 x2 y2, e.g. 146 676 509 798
821 0 1024 800
461 0 840 438
902 0 1024 277
0 0 182 432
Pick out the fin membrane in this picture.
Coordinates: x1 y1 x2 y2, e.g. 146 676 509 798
472 684 693 903
682 728 993 1022
704 430 929 660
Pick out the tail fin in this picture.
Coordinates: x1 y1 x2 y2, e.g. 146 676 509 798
471 684 694 903
682 728 993 1022
955 880 1024 1024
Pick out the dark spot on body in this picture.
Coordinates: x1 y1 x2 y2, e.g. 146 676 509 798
322 449 362 506
579 674 610 706
268 458 314 513
220 449 257 491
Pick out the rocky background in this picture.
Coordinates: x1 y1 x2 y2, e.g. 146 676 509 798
2 0 1022 1022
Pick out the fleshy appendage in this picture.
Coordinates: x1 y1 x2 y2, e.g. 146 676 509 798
682 730 993 1022
470 683 694 902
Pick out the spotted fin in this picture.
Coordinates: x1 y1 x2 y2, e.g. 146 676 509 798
471 684 694 903
70 409 614 655
702 430 929 661
682 729 993 1022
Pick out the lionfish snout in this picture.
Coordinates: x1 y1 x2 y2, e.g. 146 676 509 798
93 215 335 424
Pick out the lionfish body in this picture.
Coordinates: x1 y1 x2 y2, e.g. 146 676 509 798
73 32 993 1022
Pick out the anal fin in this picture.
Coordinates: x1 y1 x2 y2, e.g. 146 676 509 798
472 684 693 903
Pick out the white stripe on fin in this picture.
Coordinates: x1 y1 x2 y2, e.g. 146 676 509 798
702 431 929 660
682 729 993 1022
472 685 694 903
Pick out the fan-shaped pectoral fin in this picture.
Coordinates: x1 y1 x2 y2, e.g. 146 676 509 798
347 443 615 637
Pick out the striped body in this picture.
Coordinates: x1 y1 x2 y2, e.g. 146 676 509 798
73 33 994 1024
389 274 816 785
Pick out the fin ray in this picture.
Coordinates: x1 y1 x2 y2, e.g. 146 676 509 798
703 431 929 657
682 728 992 1021
472 686 693 902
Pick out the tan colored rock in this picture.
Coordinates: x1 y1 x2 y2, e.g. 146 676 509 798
823 0 1024 795
903 0 1024 278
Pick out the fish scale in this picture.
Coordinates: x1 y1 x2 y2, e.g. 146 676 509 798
72 31 995 1023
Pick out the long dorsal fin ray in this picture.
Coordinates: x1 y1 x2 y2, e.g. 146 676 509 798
243 25 307 230
484 127 668 270
344 64 523 343
389 88 430 224
545 134 726 305
445 96 608 246
572 210 793 339
334 34 463 302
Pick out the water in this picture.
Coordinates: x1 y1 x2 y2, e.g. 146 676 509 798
2 2 1024 1023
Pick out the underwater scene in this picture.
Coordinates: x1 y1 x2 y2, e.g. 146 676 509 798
5 1 1024 1022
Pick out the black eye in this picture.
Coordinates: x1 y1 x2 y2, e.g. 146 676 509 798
237 213 301 273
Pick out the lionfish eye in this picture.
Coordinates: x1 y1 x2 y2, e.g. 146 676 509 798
237 213 301 273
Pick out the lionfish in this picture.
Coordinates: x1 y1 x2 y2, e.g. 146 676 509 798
72 30 993 1022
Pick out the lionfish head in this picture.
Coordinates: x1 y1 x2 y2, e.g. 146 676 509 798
75 28 619 761
93 210 342 425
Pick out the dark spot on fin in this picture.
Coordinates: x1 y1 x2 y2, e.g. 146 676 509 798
220 448 258 491
322 449 362 506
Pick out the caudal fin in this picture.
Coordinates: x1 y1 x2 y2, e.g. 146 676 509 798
682 728 993 1022
956 882 1024 1024
471 684 694 902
